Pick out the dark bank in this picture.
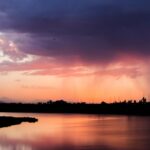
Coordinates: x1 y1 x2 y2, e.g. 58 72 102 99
0 97 149 116
0 116 38 128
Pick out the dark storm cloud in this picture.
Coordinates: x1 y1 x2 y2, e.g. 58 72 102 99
0 0 150 63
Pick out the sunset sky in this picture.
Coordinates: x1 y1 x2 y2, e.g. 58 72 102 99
0 0 150 103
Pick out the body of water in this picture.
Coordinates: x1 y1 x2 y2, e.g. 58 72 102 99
0 113 149 150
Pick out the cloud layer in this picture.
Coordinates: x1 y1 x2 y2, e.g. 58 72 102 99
0 0 150 65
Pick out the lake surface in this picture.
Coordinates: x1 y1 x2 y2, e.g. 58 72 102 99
0 113 149 150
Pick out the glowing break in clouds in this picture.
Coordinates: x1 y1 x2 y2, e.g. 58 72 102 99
0 35 35 64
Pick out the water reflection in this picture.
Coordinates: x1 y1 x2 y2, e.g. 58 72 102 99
0 113 150 150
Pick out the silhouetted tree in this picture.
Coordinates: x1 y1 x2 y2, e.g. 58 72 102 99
139 97 147 104
47 100 53 104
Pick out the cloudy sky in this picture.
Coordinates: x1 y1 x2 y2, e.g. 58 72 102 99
0 0 150 102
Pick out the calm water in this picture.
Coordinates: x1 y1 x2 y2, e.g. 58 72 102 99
0 113 149 150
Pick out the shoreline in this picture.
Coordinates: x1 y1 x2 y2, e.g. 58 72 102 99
0 111 150 116
0 100 150 116
0 116 38 128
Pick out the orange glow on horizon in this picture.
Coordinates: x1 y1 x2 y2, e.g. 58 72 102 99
0 71 145 103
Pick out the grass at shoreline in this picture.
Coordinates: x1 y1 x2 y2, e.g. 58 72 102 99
0 116 38 128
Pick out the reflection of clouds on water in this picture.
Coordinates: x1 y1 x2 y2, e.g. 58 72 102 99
0 137 117 150
0 144 32 150
0 113 150 150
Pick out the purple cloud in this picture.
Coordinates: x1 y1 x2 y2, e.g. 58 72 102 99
0 0 149 65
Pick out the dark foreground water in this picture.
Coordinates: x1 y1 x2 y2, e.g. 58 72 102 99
0 113 150 150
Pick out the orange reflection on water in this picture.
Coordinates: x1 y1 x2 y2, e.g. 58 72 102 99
0 113 150 150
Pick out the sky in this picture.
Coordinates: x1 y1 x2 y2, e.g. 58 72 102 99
0 0 150 103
